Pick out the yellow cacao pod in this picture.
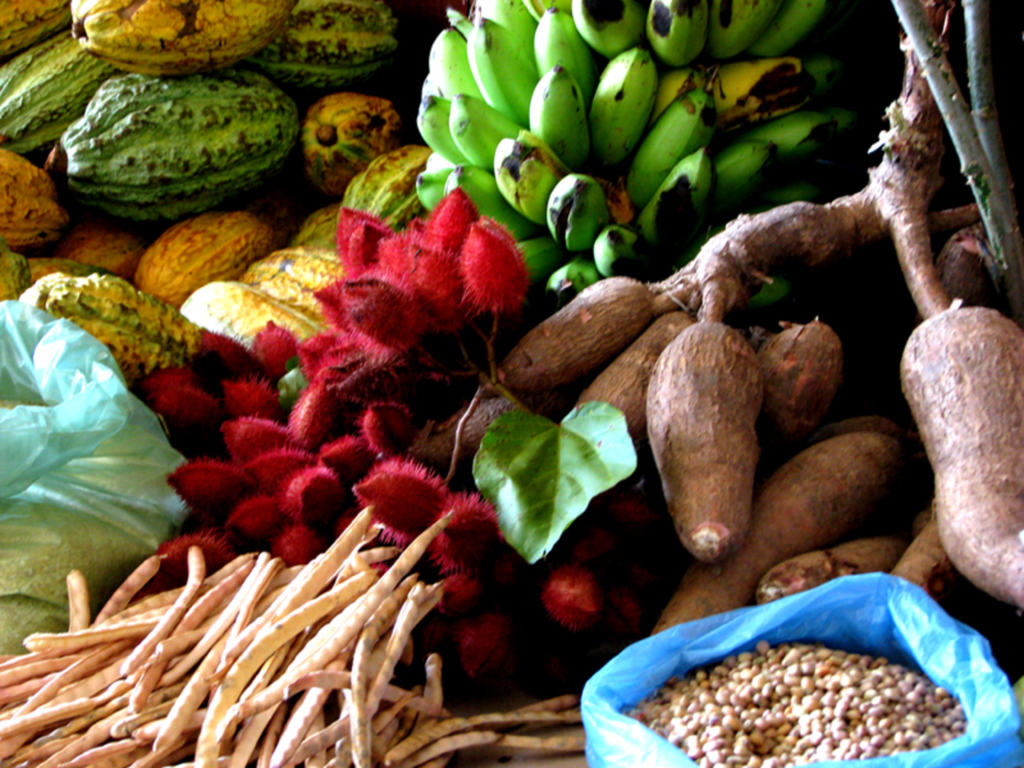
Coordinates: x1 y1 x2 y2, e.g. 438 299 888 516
1 1 71 62
0 147 69 253
0 236 31 301
50 210 151 280
240 245 343 320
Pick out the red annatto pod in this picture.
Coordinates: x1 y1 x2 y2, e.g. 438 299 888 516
252 321 300 381
453 610 517 679
134 365 211 405
420 187 479 254
352 456 447 546
315 277 428 355
427 490 502 575
139 529 238 598
242 446 317 495
295 329 352 381
193 331 264 383
458 217 530 317
358 402 419 457
147 384 225 448
437 571 487 617
225 493 285 545
287 372 360 451
602 585 645 636
222 416 294 462
221 375 286 421
270 522 328 567
336 207 392 279
565 524 620 573
280 465 347 529
167 457 254 522
318 434 376 484
540 563 606 632
491 547 529 589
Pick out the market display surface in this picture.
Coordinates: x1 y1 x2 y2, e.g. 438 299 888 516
1 0 1024 765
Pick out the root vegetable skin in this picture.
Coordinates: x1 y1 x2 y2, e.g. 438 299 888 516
891 512 958 601
653 431 907 633
646 321 764 563
900 305 1024 609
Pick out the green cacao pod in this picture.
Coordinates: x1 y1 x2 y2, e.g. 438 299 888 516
70 0 299 76
58 68 300 221
0 31 120 156
244 0 399 91
1 1 71 63
341 144 431 230
0 236 31 301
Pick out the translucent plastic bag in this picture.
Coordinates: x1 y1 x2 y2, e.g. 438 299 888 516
0 300 187 653
582 572 1024 768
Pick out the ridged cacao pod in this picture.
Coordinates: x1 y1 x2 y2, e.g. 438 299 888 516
0 1 71 62
301 92 403 198
244 0 399 91
0 31 120 156
240 245 343 320
0 236 31 300
19 271 205 385
0 146 69 252
50 209 151 280
341 143 431 230
289 201 343 250
70 0 299 76
180 280 324 347
58 68 300 221
27 256 114 282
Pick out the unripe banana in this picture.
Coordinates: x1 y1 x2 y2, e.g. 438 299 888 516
751 177 822 207
801 51 845 99
534 7 600 107
447 8 475 37
517 233 569 284
547 254 602 300
803 0 862 46
571 0 647 59
732 108 837 165
818 105 858 138
449 93 527 169
650 66 709 126
494 131 571 224
588 46 659 168
626 83 716 210
708 139 776 218
646 0 709 67
529 65 591 170
417 164 457 211
744 0 841 56
522 0 574 22
475 0 540 48
593 223 648 277
422 73 443 100
467 16 541 125
445 164 542 240
636 146 715 253
713 55 813 131
418 95 471 165
546 173 611 252
428 27 484 101
707 0 787 60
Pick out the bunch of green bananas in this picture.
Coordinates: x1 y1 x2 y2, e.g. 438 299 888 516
414 0 863 300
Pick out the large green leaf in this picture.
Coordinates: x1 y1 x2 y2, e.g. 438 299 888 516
472 401 637 564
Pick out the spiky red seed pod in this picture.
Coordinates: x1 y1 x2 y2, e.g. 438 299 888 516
358 402 418 457
225 493 285 544
222 417 294 462
221 375 285 421
147 385 225 444
540 564 605 631
603 489 662 533
459 218 529 316
295 329 351 381
491 547 528 588
270 522 327 567
280 465 346 529
287 373 358 450
318 435 376 484
453 611 516 679
602 585 645 636
427 491 501 575
413 613 451 659
140 529 238 598
567 525 619 570
252 322 299 381
167 457 253 520
134 366 209 405
317 278 426 354
399 247 467 335
194 332 263 382
242 447 317 495
336 207 391 278
352 456 447 545
421 187 479 254
438 572 486 617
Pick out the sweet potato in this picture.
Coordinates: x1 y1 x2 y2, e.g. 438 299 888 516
653 430 907 632
900 305 1024 609
890 503 958 600
575 311 696 443
756 319 844 450
497 277 678 396
754 532 911 604
646 321 764 563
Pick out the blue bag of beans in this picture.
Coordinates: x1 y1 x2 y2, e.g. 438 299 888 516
581 572 1024 768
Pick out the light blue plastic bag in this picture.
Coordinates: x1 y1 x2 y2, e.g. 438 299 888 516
0 300 188 653
582 573 1024 768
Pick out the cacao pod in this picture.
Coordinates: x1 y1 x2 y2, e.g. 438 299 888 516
28 257 114 282
0 146 69 252
240 245 343 320
289 201 343 250
0 236 31 301
50 209 151 280
1 1 71 62
341 143 431 230
180 280 324 347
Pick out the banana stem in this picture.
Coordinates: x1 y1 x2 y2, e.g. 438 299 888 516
889 0 1024 324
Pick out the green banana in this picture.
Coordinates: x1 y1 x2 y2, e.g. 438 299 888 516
708 139 776 219
818 105 858 137
475 0 540 45
803 0 862 46
447 8 475 37
673 221 723 270
751 177 822 207
732 108 837 165
517 233 569 284
546 173 611 252
445 164 542 240
417 164 456 211
422 73 443 100
712 55 814 131
626 83 716 210
571 0 647 59
546 254 602 301
428 27 484 101
449 92 527 169
467 16 541 126
646 0 709 68
494 131 571 225
707 0 787 60
744 0 843 57
534 7 600 108
588 46 659 168
636 146 715 253
593 223 648 277
417 95 471 166
529 65 591 170
649 66 709 126
801 51 845 99
522 0 574 22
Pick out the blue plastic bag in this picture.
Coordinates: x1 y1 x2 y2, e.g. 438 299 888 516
0 300 188 653
582 572 1024 768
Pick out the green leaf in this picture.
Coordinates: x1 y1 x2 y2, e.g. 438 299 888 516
277 363 308 413
472 401 637 564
